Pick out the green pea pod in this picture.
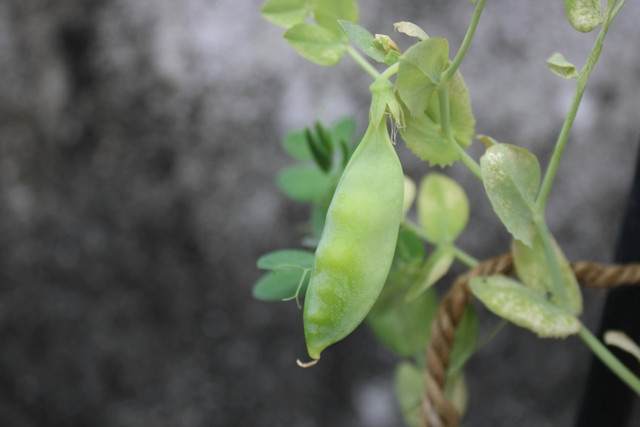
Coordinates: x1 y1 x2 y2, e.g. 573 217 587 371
303 118 404 361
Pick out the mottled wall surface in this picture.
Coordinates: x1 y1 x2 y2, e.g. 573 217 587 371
1 0 640 426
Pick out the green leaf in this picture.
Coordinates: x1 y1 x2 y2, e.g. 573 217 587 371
393 21 429 41
406 246 455 300
394 228 426 267
480 144 540 246
257 249 315 270
312 0 358 34
384 50 401 66
277 166 331 202
394 362 424 427
261 0 310 28
444 71 476 148
449 303 479 375
400 103 459 167
546 53 579 79
283 22 347 66
444 373 468 417
332 116 356 145
397 38 449 116
399 71 475 167
282 130 312 160
417 173 469 244
367 287 438 357
402 175 416 217
512 229 583 315
339 20 387 62
306 127 332 172
470 275 580 338
564 0 602 33
252 268 310 300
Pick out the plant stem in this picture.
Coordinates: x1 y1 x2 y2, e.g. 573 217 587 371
579 324 640 396
441 0 487 83
346 46 381 79
380 62 399 81
438 86 483 180
452 246 479 268
535 0 623 212
401 219 479 268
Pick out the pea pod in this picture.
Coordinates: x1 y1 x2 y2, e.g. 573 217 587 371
303 118 404 361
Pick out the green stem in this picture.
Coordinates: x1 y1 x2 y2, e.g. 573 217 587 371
533 216 568 310
380 62 399 81
441 0 487 83
401 219 478 268
452 246 479 268
535 0 622 212
579 324 640 395
438 86 483 181
458 147 483 181
346 46 381 79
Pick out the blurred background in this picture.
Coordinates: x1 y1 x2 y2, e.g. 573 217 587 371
1 0 640 426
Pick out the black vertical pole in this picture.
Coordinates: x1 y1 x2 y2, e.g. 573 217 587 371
575 144 640 427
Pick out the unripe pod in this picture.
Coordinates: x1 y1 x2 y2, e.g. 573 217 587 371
303 119 404 360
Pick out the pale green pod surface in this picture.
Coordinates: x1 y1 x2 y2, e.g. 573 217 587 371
303 120 404 360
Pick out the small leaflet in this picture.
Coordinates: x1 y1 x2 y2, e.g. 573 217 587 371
393 21 429 41
546 53 579 79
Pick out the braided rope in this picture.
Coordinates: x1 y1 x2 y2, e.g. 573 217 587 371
419 256 640 427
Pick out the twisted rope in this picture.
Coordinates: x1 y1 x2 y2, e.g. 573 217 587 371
419 255 640 427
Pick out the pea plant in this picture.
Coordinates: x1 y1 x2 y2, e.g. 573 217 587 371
254 0 640 424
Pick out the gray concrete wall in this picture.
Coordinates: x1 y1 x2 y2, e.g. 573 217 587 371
1 0 639 426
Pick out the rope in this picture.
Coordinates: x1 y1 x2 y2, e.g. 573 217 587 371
419 255 640 427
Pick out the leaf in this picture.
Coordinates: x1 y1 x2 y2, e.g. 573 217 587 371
444 373 468 417
449 303 479 375
277 166 331 202
417 173 469 244
547 53 579 79
605 330 640 364
399 71 475 167
339 20 387 63
283 22 347 66
282 130 312 160
405 246 455 300
252 268 310 300
394 21 429 41
394 362 424 427
257 249 315 270
564 0 602 33
480 144 540 246
332 116 356 145
261 0 310 28
374 34 401 53
367 286 438 357
470 275 580 338
512 228 583 315
400 105 460 167
402 175 416 217
306 127 332 172
444 71 476 148
312 0 358 34
384 50 401 66
394 228 426 267
397 38 449 116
